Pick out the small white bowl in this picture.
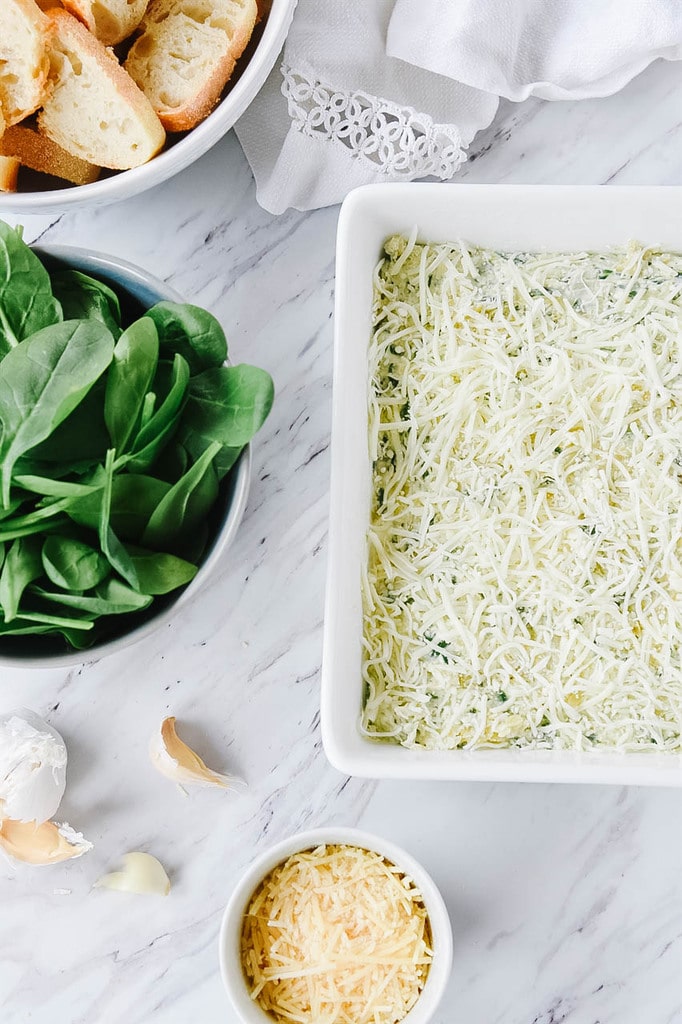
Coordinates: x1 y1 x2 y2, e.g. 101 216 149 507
219 826 453 1024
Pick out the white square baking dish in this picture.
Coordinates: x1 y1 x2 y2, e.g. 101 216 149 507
321 183 682 787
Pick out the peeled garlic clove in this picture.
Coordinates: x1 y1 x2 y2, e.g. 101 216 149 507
94 852 170 895
0 709 67 823
149 717 245 791
0 818 92 865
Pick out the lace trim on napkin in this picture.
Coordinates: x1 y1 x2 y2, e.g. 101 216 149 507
281 64 466 179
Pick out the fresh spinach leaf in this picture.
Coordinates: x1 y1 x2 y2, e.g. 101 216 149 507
0 495 77 532
98 449 139 588
0 224 62 356
0 319 114 505
13 475 102 500
67 472 170 541
42 535 110 591
34 579 153 615
0 536 42 621
0 518 68 543
50 270 121 338
128 548 198 594
28 379 110 469
183 365 274 447
142 441 220 549
104 318 159 451
123 353 190 473
7 607 94 630
145 301 227 373
178 365 272 478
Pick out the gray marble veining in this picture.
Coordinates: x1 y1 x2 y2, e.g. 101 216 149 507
0 56 681 1024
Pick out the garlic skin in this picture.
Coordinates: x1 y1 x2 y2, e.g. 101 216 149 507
0 819 92 865
149 717 246 791
94 852 170 895
0 709 67 823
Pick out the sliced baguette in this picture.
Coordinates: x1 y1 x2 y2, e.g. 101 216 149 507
0 0 51 126
125 0 258 132
0 157 21 193
61 0 149 46
38 9 166 170
0 123 100 185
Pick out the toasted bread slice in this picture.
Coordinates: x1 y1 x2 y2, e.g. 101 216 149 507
38 9 165 170
0 123 100 184
0 157 21 193
125 0 257 132
61 0 148 46
0 0 51 127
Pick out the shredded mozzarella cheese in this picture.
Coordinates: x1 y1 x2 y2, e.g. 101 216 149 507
241 844 432 1024
363 236 682 752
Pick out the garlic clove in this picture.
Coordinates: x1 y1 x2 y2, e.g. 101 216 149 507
94 852 170 896
149 717 246 791
0 709 67 823
0 818 92 865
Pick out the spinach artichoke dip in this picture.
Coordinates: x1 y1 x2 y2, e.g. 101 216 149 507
363 235 682 752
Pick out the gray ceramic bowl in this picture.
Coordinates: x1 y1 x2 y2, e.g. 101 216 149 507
0 245 250 668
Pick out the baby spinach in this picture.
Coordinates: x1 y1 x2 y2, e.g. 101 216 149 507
42 535 110 591
67 472 170 541
146 301 227 373
128 549 198 594
0 224 274 651
178 366 273 476
34 579 153 615
51 270 121 338
0 319 114 505
98 450 139 589
104 318 159 451
11 607 94 630
0 224 62 356
142 441 221 549
0 536 42 621
13 475 101 500
29 380 111 468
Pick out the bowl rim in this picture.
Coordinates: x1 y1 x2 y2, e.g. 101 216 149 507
0 0 298 214
218 825 454 1024
0 242 251 668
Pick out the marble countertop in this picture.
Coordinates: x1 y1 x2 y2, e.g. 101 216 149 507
1 56 681 1024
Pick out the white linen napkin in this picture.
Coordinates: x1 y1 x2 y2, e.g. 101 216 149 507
388 0 682 101
235 0 499 214
235 0 682 214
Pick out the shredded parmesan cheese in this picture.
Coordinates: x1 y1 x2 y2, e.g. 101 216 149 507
363 236 682 753
240 844 433 1024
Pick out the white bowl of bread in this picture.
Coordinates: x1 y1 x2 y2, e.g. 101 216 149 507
0 0 296 210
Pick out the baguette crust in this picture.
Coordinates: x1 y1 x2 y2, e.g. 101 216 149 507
61 0 149 46
0 0 51 126
0 123 101 185
125 0 258 132
0 157 21 193
38 9 165 170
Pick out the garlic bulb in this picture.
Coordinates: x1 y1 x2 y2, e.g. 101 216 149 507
0 709 67 823
94 852 170 895
0 819 92 865
149 717 245 791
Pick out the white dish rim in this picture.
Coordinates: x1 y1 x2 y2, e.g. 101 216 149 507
322 183 682 788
